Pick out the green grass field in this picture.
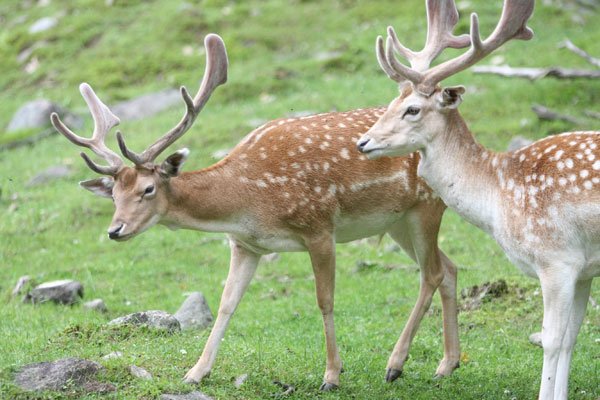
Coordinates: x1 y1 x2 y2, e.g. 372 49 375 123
1 0 599 399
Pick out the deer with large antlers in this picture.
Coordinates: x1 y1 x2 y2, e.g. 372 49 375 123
357 1 599 398
52 33 462 390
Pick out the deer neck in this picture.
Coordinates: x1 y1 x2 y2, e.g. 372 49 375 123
161 162 247 233
417 111 503 234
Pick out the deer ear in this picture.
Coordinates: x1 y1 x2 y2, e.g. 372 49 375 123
80 177 114 198
437 86 465 109
160 148 190 177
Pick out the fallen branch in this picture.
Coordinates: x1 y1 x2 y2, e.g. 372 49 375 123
584 110 600 120
561 39 600 68
472 65 600 80
531 104 583 124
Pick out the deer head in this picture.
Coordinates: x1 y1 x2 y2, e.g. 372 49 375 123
51 34 228 240
357 0 534 158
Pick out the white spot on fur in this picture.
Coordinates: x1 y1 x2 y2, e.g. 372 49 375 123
593 160 600 170
558 177 568 186
340 148 350 160
565 158 574 169
557 161 565 170
584 180 593 190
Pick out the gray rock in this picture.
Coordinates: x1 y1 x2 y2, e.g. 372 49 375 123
26 165 72 187
24 279 84 305
12 275 31 297
14 358 104 391
211 148 230 160
529 331 543 347
101 351 123 360
234 373 248 388
7 99 59 132
160 391 214 400
129 365 152 380
507 135 533 152
83 298 107 313
29 16 57 34
111 89 181 121
174 292 213 331
6 99 82 133
108 310 180 332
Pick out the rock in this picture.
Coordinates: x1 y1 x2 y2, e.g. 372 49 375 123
234 373 248 388
507 135 533 152
262 253 280 263
24 279 84 305
101 351 123 360
6 99 82 133
529 331 543 347
108 310 180 332
460 279 509 311
160 391 214 400
26 165 72 187
83 298 107 313
129 365 152 380
12 275 31 297
211 148 230 160
29 16 57 34
174 292 213 331
14 358 105 391
111 89 181 121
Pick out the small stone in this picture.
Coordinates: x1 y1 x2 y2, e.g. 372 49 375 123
234 373 248 388
12 275 31 297
507 136 533 152
29 16 57 34
15 358 103 391
160 391 214 400
211 149 230 160
24 279 84 305
173 293 213 331
129 365 152 380
26 165 72 187
83 298 107 313
101 351 123 360
108 310 180 332
262 253 280 263
7 99 58 132
529 331 543 348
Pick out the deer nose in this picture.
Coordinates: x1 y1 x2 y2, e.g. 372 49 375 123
108 224 124 240
356 137 370 153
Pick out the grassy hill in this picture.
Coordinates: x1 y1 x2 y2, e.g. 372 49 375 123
1 0 599 399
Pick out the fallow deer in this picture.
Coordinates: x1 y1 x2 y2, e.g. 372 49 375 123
52 33 461 390
357 1 599 398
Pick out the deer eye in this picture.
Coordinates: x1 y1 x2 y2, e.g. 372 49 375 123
143 185 155 196
403 106 421 117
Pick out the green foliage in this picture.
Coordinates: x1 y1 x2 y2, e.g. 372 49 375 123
1 0 599 399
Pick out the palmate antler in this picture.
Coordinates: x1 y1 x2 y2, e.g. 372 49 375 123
378 0 535 95
51 33 229 175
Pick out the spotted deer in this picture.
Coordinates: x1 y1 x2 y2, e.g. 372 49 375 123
51 33 460 391
356 1 599 398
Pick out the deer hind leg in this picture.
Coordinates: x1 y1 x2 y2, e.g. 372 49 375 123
183 238 260 384
385 205 459 381
553 278 592 400
538 269 578 400
305 231 342 391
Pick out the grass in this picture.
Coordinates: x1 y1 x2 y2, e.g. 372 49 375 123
1 0 599 399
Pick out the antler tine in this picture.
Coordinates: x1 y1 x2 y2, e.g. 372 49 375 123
50 83 123 176
119 33 229 165
416 0 471 70
376 0 470 86
417 0 535 95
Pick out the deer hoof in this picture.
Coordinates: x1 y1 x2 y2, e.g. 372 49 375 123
385 368 402 382
319 382 339 391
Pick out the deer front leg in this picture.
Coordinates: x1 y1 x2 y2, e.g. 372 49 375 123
553 278 592 400
183 239 260 384
306 232 341 391
386 210 459 381
538 270 577 400
433 250 460 378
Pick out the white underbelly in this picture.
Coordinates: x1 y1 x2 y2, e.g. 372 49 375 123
334 212 401 243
